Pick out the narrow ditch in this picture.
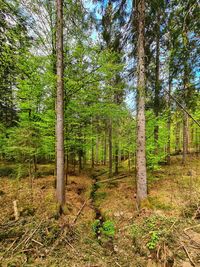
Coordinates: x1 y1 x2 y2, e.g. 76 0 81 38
90 171 107 241
89 170 115 253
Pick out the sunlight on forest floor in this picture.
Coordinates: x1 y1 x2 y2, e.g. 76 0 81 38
0 156 200 266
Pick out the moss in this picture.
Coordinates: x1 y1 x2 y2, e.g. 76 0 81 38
94 191 107 206
140 198 153 209
148 196 172 211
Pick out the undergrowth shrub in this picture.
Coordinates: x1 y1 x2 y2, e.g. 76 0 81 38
131 215 177 254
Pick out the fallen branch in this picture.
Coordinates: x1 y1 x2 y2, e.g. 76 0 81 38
183 224 200 247
184 224 200 234
92 170 108 178
24 221 43 248
65 238 80 256
181 243 195 267
71 201 87 225
96 175 129 184
12 220 43 252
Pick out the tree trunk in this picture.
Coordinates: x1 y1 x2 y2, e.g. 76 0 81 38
96 134 99 165
78 150 82 173
128 150 131 174
114 142 119 175
91 118 95 168
108 118 112 177
103 128 107 165
65 152 68 184
154 12 160 155
135 0 147 207
175 120 180 154
56 0 65 211
182 22 190 164
182 112 188 164
166 77 172 165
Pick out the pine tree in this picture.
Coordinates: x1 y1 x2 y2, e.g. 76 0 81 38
56 0 65 212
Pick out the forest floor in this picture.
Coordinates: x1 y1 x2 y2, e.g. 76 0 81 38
0 156 200 267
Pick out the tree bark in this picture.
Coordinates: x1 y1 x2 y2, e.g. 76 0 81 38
175 121 181 154
166 76 172 165
91 118 94 168
103 128 107 165
96 134 99 165
114 141 119 175
135 0 147 207
182 112 188 164
108 118 112 177
56 0 65 211
154 12 160 155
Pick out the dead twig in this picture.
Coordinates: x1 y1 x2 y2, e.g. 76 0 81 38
71 200 87 225
183 224 200 246
31 239 44 247
181 243 196 267
184 224 200 234
0 238 18 261
12 220 43 252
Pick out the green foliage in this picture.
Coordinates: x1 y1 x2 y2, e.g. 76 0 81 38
146 111 168 169
101 220 115 237
131 215 177 252
92 219 115 238
147 231 159 250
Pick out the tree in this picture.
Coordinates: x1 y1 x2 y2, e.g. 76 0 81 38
135 0 147 207
56 0 65 212
0 0 29 127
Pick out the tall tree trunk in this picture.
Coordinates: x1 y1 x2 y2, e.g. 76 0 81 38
154 12 160 155
182 112 188 164
182 22 190 164
114 141 119 175
65 152 68 184
91 118 95 168
114 127 119 175
175 121 181 154
96 134 99 164
103 128 107 165
128 150 131 174
135 0 147 207
108 118 112 177
91 140 94 168
166 77 172 165
182 65 189 164
56 0 65 211
196 127 200 154
78 150 82 173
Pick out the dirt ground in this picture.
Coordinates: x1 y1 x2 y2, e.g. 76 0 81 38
0 156 200 266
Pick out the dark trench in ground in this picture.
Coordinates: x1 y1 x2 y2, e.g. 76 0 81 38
89 170 115 252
